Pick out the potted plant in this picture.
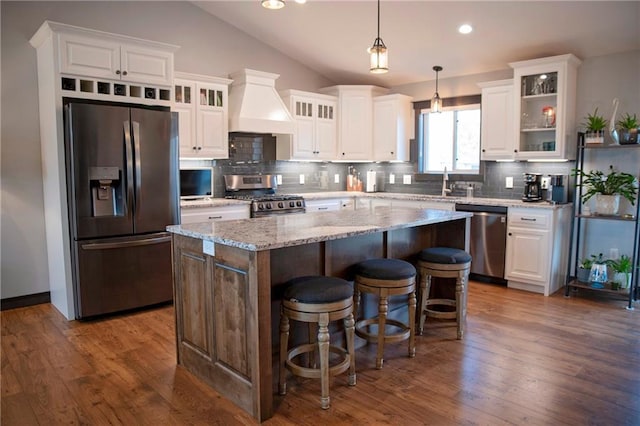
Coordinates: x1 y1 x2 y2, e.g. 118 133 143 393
616 113 639 144
582 108 607 145
577 256 595 282
572 165 638 216
607 255 633 291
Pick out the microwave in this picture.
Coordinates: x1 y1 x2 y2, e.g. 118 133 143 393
180 168 213 199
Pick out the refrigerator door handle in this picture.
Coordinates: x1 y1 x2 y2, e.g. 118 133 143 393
123 121 135 213
81 235 172 250
132 121 142 208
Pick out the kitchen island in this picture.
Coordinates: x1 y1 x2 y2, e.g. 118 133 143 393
167 207 471 421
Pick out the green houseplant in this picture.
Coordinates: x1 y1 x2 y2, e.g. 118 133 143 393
607 255 633 291
572 165 638 215
616 112 639 144
582 108 607 144
577 255 596 282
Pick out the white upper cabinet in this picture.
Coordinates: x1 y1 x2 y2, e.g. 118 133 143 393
277 90 337 161
320 85 388 161
373 94 413 162
174 72 232 159
58 28 175 86
478 79 516 160
509 54 581 160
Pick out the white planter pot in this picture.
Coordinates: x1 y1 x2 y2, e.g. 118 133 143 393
585 131 604 145
594 194 620 216
613 272 632 289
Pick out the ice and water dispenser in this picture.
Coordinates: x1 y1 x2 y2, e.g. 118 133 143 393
89 166 120 216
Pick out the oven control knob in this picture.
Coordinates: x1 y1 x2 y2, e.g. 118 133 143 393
296 201 302 207
266 203 272 209
289 201 295 207
257 203 264 210
278 202 284 208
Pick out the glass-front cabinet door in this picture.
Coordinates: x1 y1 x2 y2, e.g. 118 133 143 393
510 54 581 160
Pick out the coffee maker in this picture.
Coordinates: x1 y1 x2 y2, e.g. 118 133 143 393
548 174 569 204
523 173 543 202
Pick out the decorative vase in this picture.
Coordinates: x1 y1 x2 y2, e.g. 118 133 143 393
594 194 620 216
589 263 608 287
613 272 632 290
585 131 604 145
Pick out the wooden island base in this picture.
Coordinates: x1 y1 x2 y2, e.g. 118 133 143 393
171 212 469 421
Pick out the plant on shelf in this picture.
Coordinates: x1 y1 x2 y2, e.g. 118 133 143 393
616 112 639 144
607 255 633 291
582 108 607 144
572 165 638 216
577 255 596 282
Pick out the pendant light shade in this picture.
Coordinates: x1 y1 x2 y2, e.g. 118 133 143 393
368 0 388 73
262 0 285 10
431 66 443 113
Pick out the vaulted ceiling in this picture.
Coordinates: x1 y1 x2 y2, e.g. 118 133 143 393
195 1 640 87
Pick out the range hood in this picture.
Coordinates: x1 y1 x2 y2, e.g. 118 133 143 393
228 69 294 135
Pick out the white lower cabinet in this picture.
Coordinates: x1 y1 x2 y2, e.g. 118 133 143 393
180 205 250 224
305 198 354 212
505 207 571 296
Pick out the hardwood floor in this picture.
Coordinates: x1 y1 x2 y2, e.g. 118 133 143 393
2 282 639 425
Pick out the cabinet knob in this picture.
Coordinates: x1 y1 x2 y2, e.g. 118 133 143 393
482 149 486 152
115 70 121 75
197 147 202 150
508 232 512 236
192 146 197 150
514 149 518 153
391 151 394 155
122 71 128 76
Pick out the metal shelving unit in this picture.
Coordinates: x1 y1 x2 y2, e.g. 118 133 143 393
565 133 640 309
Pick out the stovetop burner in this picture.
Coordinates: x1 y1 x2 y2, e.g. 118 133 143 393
224 174 306 217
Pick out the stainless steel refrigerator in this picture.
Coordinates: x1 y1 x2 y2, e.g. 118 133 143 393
64 99 179 319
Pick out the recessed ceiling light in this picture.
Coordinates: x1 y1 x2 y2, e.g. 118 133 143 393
262 0 285 10
458 24 473 34
294 0 307 3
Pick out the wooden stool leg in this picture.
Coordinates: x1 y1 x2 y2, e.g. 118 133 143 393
418 272 431 334
318 312 330 409
278 312 290 395
455 273 464 340
344 312 356 386
376 295 388 370
408 289 416 358
353 285 361 323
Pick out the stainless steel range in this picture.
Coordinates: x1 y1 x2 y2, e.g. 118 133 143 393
224 174 305 217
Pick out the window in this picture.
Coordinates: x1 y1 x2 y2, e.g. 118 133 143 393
419 103 481 174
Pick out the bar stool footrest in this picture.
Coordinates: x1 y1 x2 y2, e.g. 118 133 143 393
285 343 351 379
355 318 410 343
424 298 457 319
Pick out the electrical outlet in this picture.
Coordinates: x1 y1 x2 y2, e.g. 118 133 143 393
389 173 395 184
505 177 513 189
541 177 551 190
276 174 282 185
403 175 412 185
334 174 340 184
299 174 305 184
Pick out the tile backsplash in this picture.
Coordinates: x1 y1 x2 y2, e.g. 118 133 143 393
180 158 575 200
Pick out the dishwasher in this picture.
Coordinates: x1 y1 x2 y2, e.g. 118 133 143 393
455 204 508 284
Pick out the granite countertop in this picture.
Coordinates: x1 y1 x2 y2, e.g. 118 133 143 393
290 191 571 210
179 192 571 210
168 207 472 251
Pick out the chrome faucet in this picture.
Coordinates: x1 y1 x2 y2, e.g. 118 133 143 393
441 166 452 196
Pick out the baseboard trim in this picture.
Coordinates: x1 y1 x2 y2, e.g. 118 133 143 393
1 292 51 311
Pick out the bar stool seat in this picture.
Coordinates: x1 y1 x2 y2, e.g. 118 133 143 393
279 276 356 410
417 247 472 339
352 258 417 369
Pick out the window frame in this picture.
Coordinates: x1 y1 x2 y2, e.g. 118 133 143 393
413 95 485 182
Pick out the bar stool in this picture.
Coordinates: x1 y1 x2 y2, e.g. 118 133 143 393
352 258 417 369
417 247 472 339
279 275 356 410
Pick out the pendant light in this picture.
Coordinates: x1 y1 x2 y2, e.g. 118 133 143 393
431 66 443 113
262 0 285 10
368 0 388 74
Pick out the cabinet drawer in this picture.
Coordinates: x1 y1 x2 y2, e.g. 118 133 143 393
181 205 249 224
508 208 550 229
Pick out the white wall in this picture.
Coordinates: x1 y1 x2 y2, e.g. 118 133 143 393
0 1 334 300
